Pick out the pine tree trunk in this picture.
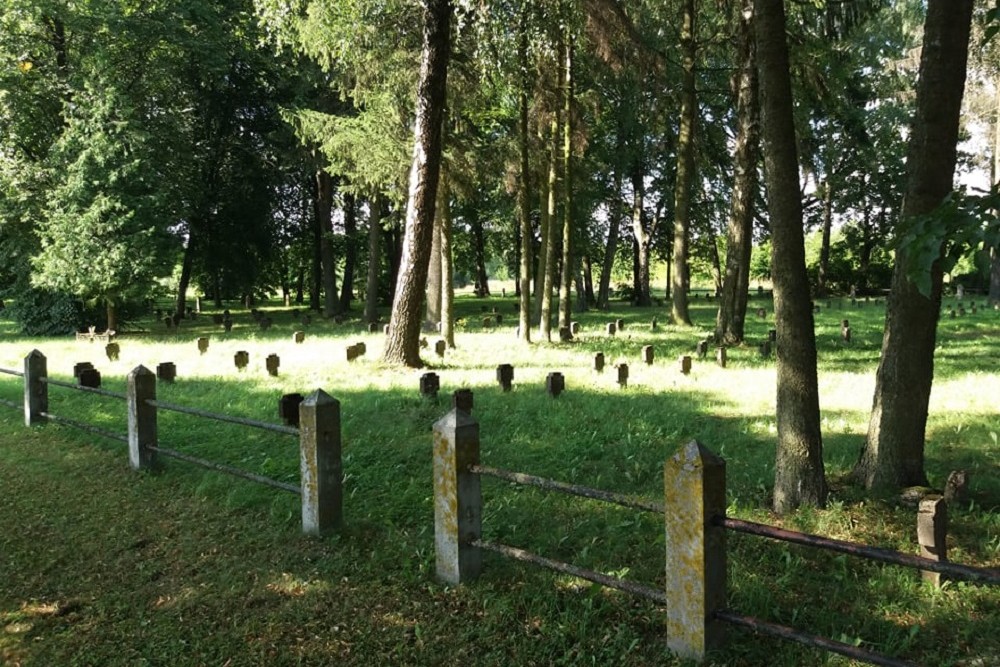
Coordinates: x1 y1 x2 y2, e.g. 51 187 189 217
817 181 833 297
670 0 697 325
854 0 974 489
318 170 339 318
106 300 118 333
364 195 384 324
557 36 574 331
539 118 560 341
339 192 357 311
383 0 451 367
175 231 196 320
425 198 443 328
597 152 624 309
756 0 827 514
470 212 490 297
439 165 455 348
631 166 652 307
517 5 533 343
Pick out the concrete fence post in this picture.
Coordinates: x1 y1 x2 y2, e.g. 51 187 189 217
23 350 47 426
664 440 727 661
127 366 158 470
917 495 948 587
433 407 482 585
299 390 343 535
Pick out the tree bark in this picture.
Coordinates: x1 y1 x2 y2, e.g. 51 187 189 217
175 232 196 320
517 3 533 343
539 118 561 341
317 170 338 318
670 0 697 325
382 0 451 367
470 211 490 297
854 0 974 489
339 192 357 311
630 164 652 306
425 195 443 328
715 1 758 346
439 166 455 348
557 36 574 331
310 172 324 312
364 195 384 323
817 179 833 297
756 0 827 514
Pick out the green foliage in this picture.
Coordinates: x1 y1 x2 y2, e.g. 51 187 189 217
4 288 86 335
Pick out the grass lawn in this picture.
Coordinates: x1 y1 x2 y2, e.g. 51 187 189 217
0 292 997 666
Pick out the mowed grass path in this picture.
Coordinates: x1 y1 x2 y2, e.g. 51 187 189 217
1 293 998 666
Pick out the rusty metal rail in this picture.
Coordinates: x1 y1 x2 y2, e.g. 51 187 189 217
39 411 128 444
473 539 667 605
718 516 1000 585
0 367 23 377
149 445 301 495
472 465 664 514
146 399 298 436
41 376 127 400
715 610 919 667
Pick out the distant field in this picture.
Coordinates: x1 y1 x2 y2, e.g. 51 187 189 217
1 293 997 666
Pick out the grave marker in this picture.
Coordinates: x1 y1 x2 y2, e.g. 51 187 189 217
642 345 654 365
105 342 120 361
420 372 440 399
678 355 692 375
234 351 249 371
616 363 629 388
594 352 605 372
78 367 102 388
197 337 209 355
453 388 474 413
546 372 565 397
266 354 280 377
279 393 304 426
496 364 514 392
293 331 305 344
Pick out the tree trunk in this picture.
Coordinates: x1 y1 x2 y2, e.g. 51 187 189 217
106 300 118 333
470 211 490 297
670 0 697 326
517 4 533 343
539 117 561 340
854 0 974 490
364 195 384 323
439 165 455 348
598 121 625 309
715 3 758 346
582 254 595 306
339 192 357 311
631 165 652 306
991 85 1000 305
534 154 550 318
425 194 443 328
382 0 451 367
175 232 196 320
317 170 339 318
557 36 574 331
756 0 827 514
310 172 325 312
817 180 833 297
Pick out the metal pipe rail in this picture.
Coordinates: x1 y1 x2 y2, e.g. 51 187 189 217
39 411 128 444
473 539 667 605
715 610 919 667
148 445 301 495
471 465 664 515
40 376 127 400
0 367 24 377
146 399 298 436
718 516 1000 585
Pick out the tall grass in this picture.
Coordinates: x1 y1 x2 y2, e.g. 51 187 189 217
0 293 997 666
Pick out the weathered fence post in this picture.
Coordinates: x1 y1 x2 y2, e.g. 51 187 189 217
917 495 948 587
664 440 727 661
23 350 47 426
127 365 158 470
433 407 482 585
299 390 343 535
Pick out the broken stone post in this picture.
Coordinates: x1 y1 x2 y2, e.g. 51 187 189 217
917 495 948 588
156 362 176 383
127 365 157 471
664 440 727 660
642 345 655 366
716 346 727 368
594 353 605 373
453 388 474 413
546 372 565 397
616 363 629 388
496 364 514 392
678 355 692 375
24 350 48 426
197 337 209 355
420 372 440 399
433 408 482 585
299 390 342 535
279 392 304 426
266 354 280 377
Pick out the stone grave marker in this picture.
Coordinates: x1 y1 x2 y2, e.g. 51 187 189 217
355 342 367 356
293 331 305 344
756 307 767 319
768 329 776 343
453 388 474 413
606 322 617 336
420 373 440 399
346 344 360 362
558 327 572 342
594 352 605 372
279 393 304 426
696 340 709 359
156 362 176 383
678 355 692 375
546 372 565 397
642 345 654 365
197 337 209 355
265 354 280 377
496 364 514 392
105 342 120 362
368 322 378 333
163 316 173 329
716 346 727 368
78 367 101 388
234 351 249 370
616 363 629 388
571 321 580 335
434 339 446 357
73 362 95 379
615 318 625 331
759 341 771 357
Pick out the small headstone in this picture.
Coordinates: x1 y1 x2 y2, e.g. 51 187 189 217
368 322 378 333
420 372 440 398
606 322 617 336
642 345 654 365
156 362 177 383
496 364 514 392
757 286 764 296
716 346 727 368
943 470 969 504
420 337 428 348
73 362 95 379
616 363 629 388
594 353 605 373
615 318 625 331
105 342 120 362
971 305 978 315
545 372 565 397
78 368 101 388
384 324 391 334
346 344 360 362
949 309 956 319
434 339 447 357
496 314 503 325
355 342 367 356
958 307 966 316
265 354 280 377
293 331 305 344
279 393 304 426
197 337 209 355
453 388 474 413
678 355 692 375
558 326 572 342
696 340 709 359
234 351 249 371
570 321 580 335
